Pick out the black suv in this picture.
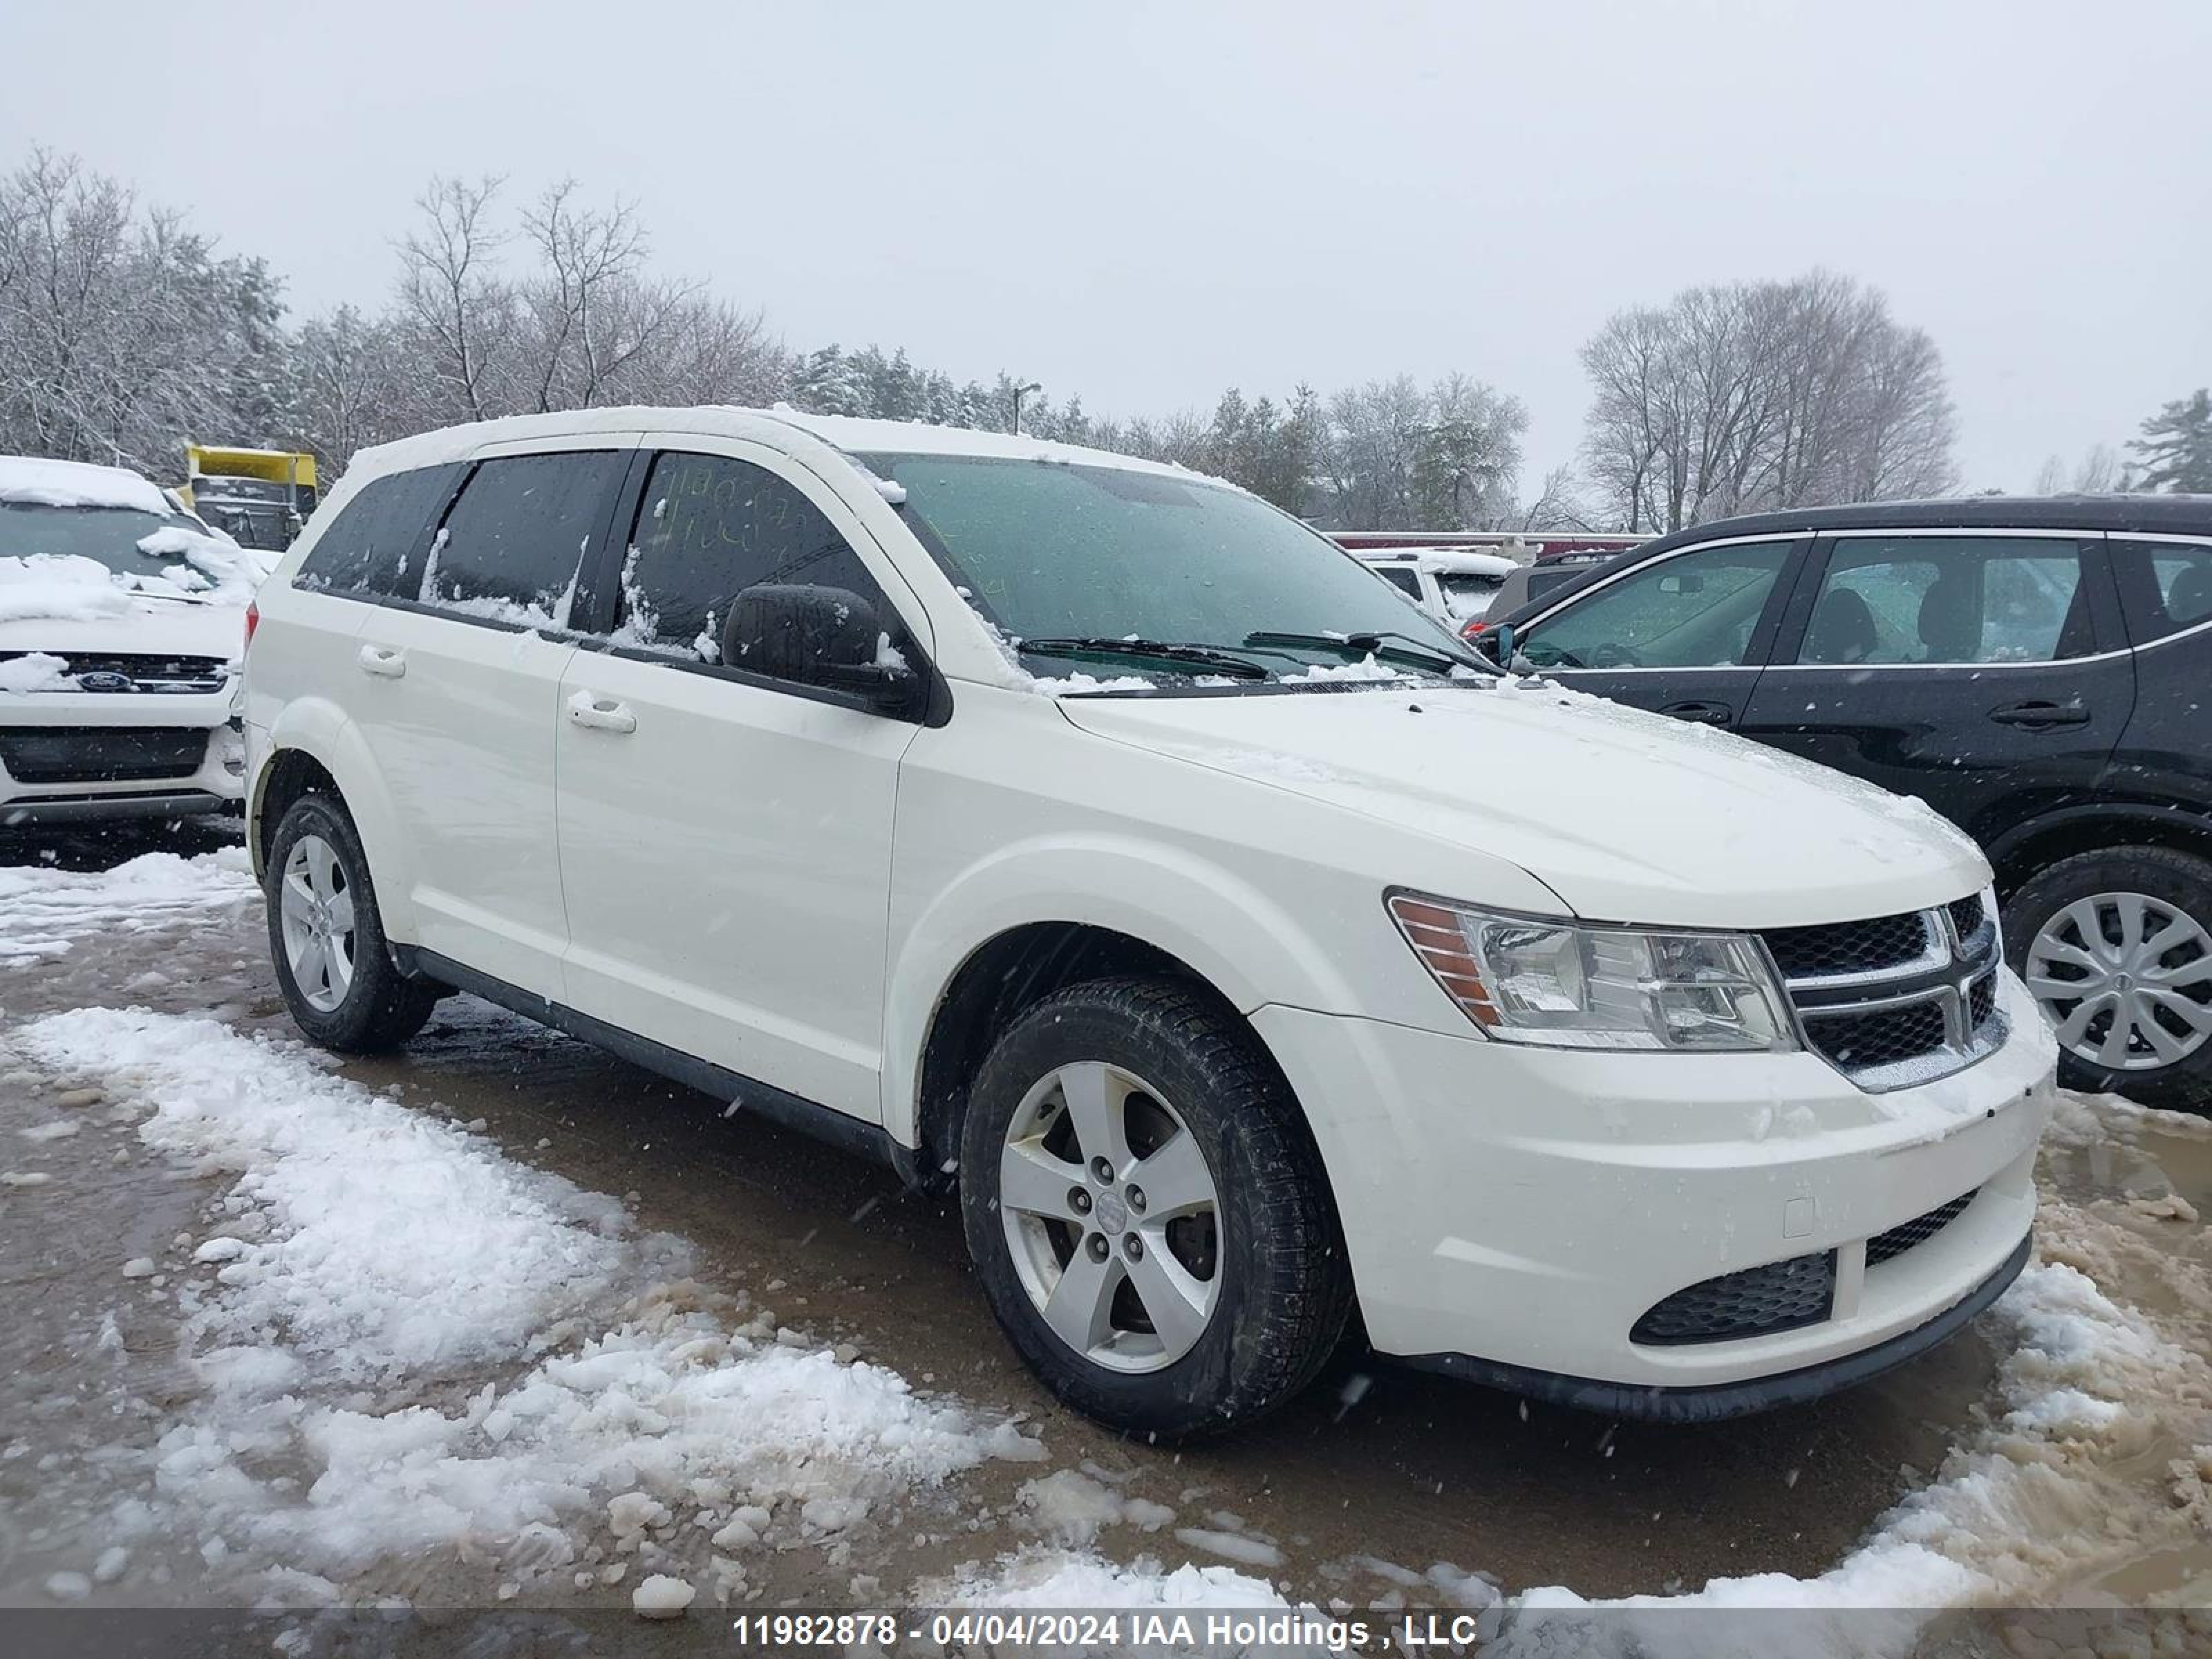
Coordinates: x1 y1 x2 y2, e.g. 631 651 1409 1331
1487 496 2212 1109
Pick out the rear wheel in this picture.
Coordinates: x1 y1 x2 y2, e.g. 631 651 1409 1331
266 794 437 1052
959 976 1352 1439
2008 845 2212 1112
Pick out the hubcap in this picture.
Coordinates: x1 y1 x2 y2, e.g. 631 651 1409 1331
279 834 357 1014
997 1060 1223 1374
2025 890 2212 1072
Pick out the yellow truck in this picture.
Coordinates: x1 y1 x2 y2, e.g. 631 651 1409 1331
180 444 319 550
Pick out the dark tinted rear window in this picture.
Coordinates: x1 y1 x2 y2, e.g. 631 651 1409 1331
296 465 460 597
422 452 626 626
2113 541 2212 644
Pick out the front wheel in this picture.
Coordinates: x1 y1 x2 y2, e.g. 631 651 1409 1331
266 793 438 1053
2007 845 2212 1112
959 976 1352 1440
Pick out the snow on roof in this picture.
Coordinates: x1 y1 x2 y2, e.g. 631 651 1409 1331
1355 545 1521 577
0 456 173 516
346 406 1228 491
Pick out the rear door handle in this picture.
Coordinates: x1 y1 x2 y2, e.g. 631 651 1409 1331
1658 700 1732 726
356 645 406 679
1988 700 2088 729
565 690 637 734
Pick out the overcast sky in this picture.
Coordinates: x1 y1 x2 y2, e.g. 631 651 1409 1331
7 1 2206 494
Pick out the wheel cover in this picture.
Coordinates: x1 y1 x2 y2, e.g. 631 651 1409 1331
2025 890 2212 1071
997 1060 1224 1374
279 833 357 1014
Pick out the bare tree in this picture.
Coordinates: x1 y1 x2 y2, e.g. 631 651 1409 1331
396 176 512 424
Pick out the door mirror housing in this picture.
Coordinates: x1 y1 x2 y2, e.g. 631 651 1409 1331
724 583 919 712
1488 621 1515 664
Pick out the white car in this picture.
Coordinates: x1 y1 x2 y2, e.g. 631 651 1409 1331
1 456 268 827
1356 545 1521 626
242 409 2056 1437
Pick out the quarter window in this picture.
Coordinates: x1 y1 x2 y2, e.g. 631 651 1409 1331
1520 541 1794 670
2112 541 2212 644
295 465 460 597
422 451 626 626
1376 566 1422 599
614 452 903 664
1795 538 2090 666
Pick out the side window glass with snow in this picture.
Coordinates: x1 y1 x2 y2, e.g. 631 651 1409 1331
420 451 625 628
1797 537 2092 665
294 464 461 597
614 452 909 678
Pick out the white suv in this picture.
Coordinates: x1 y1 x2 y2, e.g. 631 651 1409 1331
242 409 2057 1437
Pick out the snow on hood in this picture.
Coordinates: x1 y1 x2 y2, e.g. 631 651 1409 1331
0 455 174 515
1057 676 1989 930
0 527 268 628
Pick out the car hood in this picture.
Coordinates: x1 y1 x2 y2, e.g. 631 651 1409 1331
1056 677 1989 929
0 593 247 662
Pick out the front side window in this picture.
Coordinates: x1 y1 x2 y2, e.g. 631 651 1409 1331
861 451 1477 683
297 465 459 597
423 451 626 626
1795 537 2090 666
615 451 903 664
2112 541 2212 644
1520 541 1795 670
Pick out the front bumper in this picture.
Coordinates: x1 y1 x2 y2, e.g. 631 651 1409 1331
0 691 243 825
1251 968 2057 1404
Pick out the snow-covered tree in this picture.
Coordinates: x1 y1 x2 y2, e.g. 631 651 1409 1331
2130 389 2212 494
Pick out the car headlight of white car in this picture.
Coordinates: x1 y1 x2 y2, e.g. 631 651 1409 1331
1389 891 1800 1053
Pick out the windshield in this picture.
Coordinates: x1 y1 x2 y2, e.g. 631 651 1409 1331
0 502 266 606
860 451 1485 685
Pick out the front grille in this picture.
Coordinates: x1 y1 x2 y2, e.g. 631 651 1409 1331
1632 1251 1836 1346
0 652 229 694
1947 894 1987 944
1968 971 1996 1029
0 726 209 784
1867 1190 1978 1268
1763 910 1933 980
1803 997 1949 1073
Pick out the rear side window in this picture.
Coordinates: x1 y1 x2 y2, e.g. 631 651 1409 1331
294 465 459 597
612 451 903 663
422 451 626 626
1795 537 2092 665
2113 541 2212 644
1374 566 1421 599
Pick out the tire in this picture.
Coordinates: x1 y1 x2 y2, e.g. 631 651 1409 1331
2006 845 2212 1112
265 792 438 1053
958 975 1353 1440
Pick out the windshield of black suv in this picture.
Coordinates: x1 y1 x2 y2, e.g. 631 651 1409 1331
859 451 1490 686
0 500 251 600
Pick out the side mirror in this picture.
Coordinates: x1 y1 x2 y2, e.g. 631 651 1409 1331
1488 621 1516 664
724 583 918 711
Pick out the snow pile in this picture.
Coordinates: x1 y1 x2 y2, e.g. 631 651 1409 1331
1507 1258 2212 1658
10 1007 1042 1601
0 850 258 964
0 650 74 692
0 456 173 515
928 1547 1292 1611
0 554 140 624
135 525 274 603
1278 654 1413 684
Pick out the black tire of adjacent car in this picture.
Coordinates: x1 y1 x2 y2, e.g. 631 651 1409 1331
2006 844 2212 1113
958 975 1354 1441
265 793 439 1053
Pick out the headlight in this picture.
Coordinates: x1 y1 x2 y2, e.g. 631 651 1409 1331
1388 892 1799 1053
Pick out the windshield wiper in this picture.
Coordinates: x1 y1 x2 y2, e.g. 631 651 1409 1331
1241 629 1483 674
1014 637 1271 681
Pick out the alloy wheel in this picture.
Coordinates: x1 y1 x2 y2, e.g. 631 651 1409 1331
2025 890 2212 1071
997 1060 1223 1374
279 833 357 1014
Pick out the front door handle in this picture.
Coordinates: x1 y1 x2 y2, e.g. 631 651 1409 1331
1658 699 1732 726
1988 700 2088 729
565 690 637 734
357 644 406 679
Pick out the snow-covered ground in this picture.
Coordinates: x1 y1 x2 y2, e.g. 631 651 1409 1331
1 849 2207 1651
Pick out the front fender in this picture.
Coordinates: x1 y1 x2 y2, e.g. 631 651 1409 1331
882 832 1368 1149
253 697 420 947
